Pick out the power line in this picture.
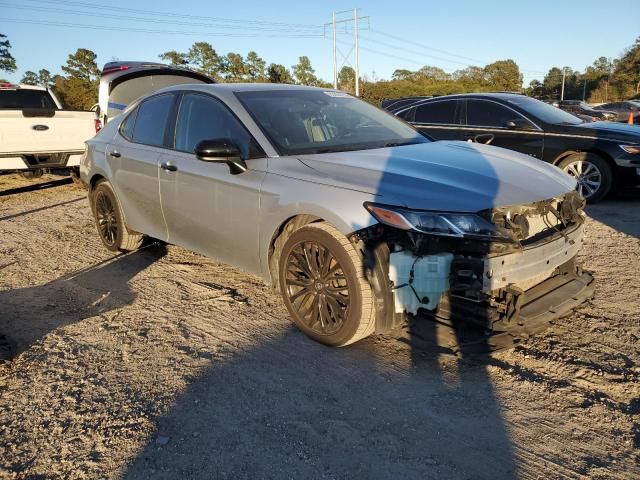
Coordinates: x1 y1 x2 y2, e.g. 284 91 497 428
364 28 548 77
0 2 325 34
20 0 325 30
0 17 325 38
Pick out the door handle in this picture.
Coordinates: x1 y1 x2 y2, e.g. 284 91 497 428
160 162 178 172
108 150 121 158
467 134 494 145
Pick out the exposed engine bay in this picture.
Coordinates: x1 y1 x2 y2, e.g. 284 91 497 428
355 190 595 339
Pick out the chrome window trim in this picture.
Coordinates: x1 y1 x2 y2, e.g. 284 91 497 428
398 97 544 132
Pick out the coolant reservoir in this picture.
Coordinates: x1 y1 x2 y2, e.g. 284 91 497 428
388 251 453 314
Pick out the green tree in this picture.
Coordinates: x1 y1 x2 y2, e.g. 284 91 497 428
245 51 266 82
57 48 99 109
391 69 413 81
159 50 188 66
20 71 39 85
220 52 247 82
338 66 356 93
267 63 293 84
613 36 640 97
292 56 318 86
0 33 17 73
61 48 99 81
38 69 54 89
186 42 221 78
416 66 449 81
483 59 523 91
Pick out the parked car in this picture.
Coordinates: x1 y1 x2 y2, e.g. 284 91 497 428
556 100 617 121
80 84 594 347
0 83 96 180
387 93 640 202
381 96 432 111
96 61 214 129
593 101 640 123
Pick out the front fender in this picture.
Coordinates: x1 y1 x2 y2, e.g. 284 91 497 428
258 174 380 283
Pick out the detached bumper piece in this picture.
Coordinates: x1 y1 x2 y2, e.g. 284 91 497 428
430 262 595 349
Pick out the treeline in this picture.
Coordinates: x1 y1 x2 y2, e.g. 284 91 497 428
1 32 639 110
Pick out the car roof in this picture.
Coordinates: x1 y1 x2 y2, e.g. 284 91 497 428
166 83 332 93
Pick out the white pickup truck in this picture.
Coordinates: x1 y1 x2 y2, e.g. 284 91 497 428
0 83 96 179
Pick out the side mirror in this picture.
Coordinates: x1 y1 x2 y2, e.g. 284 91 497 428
195 139 247 175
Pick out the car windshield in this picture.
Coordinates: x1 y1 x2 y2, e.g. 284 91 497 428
506 96 583 125
236 89 429 155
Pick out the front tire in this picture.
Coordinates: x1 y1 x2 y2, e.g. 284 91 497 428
559 153 612 203
90 180 143 252
278 222 375 346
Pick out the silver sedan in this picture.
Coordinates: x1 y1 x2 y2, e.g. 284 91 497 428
80 84 594 347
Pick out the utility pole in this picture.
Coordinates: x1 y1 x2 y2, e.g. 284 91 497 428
324 10 369 95
332 12 337 89
354 8 360 96
582 79 587 101
560 68 566 100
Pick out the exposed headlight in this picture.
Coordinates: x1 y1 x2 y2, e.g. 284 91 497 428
620 145 640 155
364 203 513 241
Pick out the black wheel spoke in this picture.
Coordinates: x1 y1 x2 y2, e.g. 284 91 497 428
285 239 351 336
95 191 118 246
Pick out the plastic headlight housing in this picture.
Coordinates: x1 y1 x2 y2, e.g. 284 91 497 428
620 145 640 155
365 203 514 241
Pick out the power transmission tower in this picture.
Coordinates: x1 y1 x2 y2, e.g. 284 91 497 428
324 9 370 96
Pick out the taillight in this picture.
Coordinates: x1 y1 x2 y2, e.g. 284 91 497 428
94 118 102 133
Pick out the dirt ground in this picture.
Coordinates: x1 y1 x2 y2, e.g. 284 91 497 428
0 173 638 480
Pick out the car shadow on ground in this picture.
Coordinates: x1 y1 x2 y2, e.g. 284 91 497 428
586 193 640 240
0 243 167 360
0 177 73 197
121 323 517 480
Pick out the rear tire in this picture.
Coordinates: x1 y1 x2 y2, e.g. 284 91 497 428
278 222 375 346
90 180 143 252
558 153 612 203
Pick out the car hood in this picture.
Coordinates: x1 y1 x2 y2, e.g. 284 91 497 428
279 141 576 212
572 121 640 142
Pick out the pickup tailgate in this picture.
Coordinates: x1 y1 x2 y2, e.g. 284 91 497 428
0 110 96 155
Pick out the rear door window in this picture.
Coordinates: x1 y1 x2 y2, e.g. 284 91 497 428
466 99 524 128
131 94 175 147
414 100 460 124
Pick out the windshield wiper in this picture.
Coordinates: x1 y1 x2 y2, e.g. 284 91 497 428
383 141 417 148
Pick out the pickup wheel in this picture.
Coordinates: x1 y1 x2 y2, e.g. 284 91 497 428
90 180 143 252
278 222 375 347
19 169 43 180
69 168 86 189
558 153 612 203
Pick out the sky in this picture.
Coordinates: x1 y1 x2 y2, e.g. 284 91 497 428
1 0 639 85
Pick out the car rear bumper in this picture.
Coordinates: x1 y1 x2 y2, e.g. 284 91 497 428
0 151 83 171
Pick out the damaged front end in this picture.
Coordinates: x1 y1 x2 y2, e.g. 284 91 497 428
356 190 594 341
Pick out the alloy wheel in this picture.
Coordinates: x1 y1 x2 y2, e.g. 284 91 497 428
563 160 602 199
284 241 351 335
95 191 118 247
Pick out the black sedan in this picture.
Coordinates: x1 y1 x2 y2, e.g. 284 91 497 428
386 93 640 202
594 100 640 123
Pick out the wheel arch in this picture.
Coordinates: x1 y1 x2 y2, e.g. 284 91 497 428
552 149 616 172
267 214 324 291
